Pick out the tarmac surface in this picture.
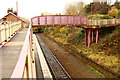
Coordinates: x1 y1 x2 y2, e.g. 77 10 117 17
0 28 28 78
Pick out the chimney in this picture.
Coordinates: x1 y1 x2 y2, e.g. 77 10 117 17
16 1 18 16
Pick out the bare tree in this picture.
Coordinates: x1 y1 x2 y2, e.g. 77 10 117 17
65 2 85 15
100 0 111 4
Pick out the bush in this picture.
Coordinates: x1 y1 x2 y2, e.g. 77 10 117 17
99 26 116 37
118 10 120 18
108 6 118 18
88 14 113 19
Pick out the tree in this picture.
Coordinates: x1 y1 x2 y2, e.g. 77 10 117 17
84 3 92 14
41 13 44 16
108 6 118 18
65 2 85 15
114 1 120 9
118 10 120 18
92 2 110 14
84 1 110 15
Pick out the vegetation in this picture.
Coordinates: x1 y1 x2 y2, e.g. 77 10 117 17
88 14 113 19
84 3 92 14
108 6 119 18
65 2 85 15
40 0 120 75
84 2 110 15
114 1 120 9
44 26 120 75
118 10 120 18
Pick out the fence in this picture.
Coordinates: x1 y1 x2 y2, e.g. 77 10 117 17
0 21 22 44
88 18 120 26
11 24 36 79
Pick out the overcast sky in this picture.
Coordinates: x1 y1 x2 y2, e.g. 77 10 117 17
0 0 118 19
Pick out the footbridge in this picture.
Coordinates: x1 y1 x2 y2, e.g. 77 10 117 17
31 15 120 47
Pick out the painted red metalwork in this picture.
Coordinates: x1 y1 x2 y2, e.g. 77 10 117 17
31 15 120 47
31 15 88 27
92 30 94 42
38 17 40 25
95 28 99 43
87 29 92 47
52 16 54 26
84 29 87 46
31 15 120 27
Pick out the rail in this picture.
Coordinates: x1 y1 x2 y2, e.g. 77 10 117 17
11 24 36 79
0 21 22 45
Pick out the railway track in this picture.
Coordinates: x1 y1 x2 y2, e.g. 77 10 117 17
36 34 72 80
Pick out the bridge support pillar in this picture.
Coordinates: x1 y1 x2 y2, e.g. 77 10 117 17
87 29 92 48
92 30 94 42
84 29 88 46
95 28 99 43
85 28 98 47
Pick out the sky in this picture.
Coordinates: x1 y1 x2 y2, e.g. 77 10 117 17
0 0 119 19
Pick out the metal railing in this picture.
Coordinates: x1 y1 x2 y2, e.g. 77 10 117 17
31 15 88 26
0 21 22 45
31 15 120 27
88 18 120 26
11 24 36 79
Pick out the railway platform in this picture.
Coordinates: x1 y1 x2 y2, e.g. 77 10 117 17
0 28 28 78
0 27 53 79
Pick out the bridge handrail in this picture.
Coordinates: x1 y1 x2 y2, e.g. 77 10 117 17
31 15 120 27
11 24 33 78
0 21 22 45
88 18 120 26
31 15 88 26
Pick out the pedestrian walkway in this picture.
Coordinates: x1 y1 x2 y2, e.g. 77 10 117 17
0 28 28 78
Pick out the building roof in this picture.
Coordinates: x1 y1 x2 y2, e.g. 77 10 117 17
1 12 25 22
